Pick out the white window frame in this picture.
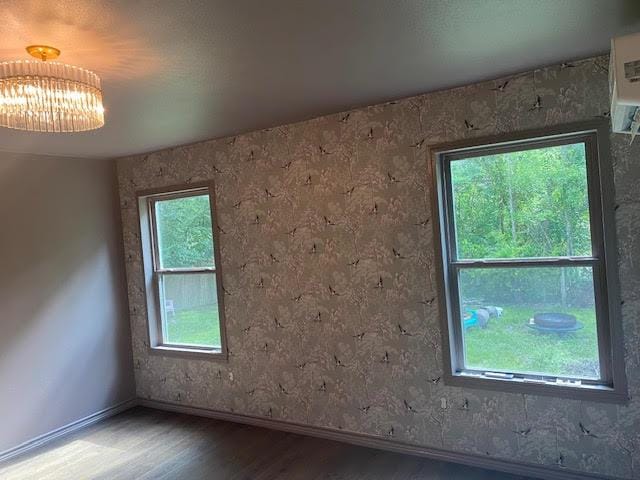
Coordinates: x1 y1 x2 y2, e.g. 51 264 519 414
137 182 228 360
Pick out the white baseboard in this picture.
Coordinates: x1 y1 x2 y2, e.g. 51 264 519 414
0 398 138 465
139 398 622 480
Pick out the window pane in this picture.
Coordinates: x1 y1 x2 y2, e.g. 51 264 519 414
159 273 221 348
458 266 600 379
155 194 215 269
450 143 592 259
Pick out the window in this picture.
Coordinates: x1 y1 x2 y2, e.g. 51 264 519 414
138 184 227 358
431 122 627 401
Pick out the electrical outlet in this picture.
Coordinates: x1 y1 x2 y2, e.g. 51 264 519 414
441 398 447 409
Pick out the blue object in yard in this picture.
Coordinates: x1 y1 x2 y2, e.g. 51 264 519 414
463 308 492 329
463 310 478 329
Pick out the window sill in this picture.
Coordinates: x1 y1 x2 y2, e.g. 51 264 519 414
445 371 629 404
149 345 228 361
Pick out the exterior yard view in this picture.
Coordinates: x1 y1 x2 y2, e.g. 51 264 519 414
160 271 221 348
155 193 223 349
463 306 599 379
450 142 602 380
165 304 222 348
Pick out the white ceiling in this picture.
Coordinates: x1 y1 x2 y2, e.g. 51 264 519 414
0 0 639 159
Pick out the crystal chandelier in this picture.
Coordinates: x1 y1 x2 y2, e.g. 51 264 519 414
0 45 104 132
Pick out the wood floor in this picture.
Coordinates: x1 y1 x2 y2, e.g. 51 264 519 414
0 407 533 480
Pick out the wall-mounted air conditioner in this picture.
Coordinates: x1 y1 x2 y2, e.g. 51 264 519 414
610 32 640 142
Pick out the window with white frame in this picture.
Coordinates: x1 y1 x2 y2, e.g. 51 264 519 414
138 184 226 357
431 122 627 402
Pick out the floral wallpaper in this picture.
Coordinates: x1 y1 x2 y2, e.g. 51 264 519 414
118 55 640 479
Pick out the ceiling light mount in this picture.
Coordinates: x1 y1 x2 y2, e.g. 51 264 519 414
0 45 105 132
26 45 61 62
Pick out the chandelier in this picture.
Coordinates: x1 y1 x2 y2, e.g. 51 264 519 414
0 45 104 132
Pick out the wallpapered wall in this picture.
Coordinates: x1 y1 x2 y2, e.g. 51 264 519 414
118 55 640 479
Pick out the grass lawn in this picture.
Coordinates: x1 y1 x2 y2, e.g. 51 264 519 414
463 306 600 378
165 304 221 348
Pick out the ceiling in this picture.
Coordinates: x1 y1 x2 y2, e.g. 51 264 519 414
0 0 639 159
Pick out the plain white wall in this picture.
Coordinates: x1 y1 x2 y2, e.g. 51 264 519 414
0 153 135 453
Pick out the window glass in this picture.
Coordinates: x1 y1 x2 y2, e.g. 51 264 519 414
159 273 221 348
155 194 215 269
458 266 600 379
450 143 592 260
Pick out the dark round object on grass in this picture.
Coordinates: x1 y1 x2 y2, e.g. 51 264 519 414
533 313 577 329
